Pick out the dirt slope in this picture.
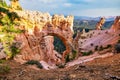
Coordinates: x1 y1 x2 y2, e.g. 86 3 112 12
0 53 120 80
79 30 120 52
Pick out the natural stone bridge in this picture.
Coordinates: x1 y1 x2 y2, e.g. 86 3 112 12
14 11 74 65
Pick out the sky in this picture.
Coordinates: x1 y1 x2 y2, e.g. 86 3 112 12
6 0 120 17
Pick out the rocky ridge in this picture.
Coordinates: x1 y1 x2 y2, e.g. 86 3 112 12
76 16 120 53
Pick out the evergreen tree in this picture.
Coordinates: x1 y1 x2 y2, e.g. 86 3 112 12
9 0 22 10
0 0 7 7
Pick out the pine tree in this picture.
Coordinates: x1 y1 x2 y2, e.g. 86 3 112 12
9 0 22 10
0 0 7 7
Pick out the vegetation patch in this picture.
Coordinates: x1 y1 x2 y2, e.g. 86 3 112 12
95 45 98 51
0 5 22 59
0 0 8 7
117 40 120 43
94 44 112 51
72 49 77 59
82 50 93 56
0 60 6 64
56 63 65 68
65 49 77 63
104 44 112 49
115 44 120 53
25 60 43 69
0 65 10 74
65 54 70 63
99 45 104 51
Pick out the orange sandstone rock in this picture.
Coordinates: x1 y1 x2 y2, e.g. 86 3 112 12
111 16 120 31
96 17 105 30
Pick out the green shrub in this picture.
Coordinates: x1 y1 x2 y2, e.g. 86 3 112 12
115 44 120 53
11 45 20 58
65 54 70 63
26 60 38 65
0 0 8 7
0 65 10 73
65 50 77 63
105 44 112 49
117 40 120 43
82 50 93 56
10 42 21 58
0 60 6 64
56 63 65 68
25 60 43 69
95 45 98 51
97 45 112 51
72 49 77 60
99 45 104 51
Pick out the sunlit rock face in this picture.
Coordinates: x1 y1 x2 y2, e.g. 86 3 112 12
14 10 74 66
96 17 105 30
111 16 120 31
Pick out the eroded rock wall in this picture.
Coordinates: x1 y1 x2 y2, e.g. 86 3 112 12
13 10 74 66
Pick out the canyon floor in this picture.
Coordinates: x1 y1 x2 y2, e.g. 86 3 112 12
0 53 120 80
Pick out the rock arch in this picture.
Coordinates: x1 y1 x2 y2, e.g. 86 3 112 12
42 32 71 62
14 14 74 65
41 22 73 62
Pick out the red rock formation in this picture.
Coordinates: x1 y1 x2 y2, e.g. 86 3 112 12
14 11 74 66
111 16 120 31
96 17 105 30
73 30 81 50
41 22 73 62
